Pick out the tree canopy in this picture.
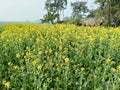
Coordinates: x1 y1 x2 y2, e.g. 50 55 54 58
41 0 120 26
41 0 67 23
94 0 120 26
71 1 89 18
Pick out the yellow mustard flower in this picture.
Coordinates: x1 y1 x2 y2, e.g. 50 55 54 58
111 67 116 71
38 51 42 55
5 82 10 88
26 52 31 57
105 58 111 64
26 47 30 51
64 57 69 63
8 62 12 66
59 46 62 50
56 68 60 71
100 37 103 41
49 48 52 53
16 53 20 58
3 81 10 88
14 65 19 69
56 77 59 81
45 50 48 54
116 65 120 71
32 60 37 66
55 52 58 57
36 38 40 43
47 78 50 81
89 36 94 41
81 67 85 71
37 65 42 70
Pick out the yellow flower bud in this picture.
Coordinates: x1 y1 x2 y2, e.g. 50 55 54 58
16 53 20 58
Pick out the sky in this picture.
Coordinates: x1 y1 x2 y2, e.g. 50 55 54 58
0 0 97 22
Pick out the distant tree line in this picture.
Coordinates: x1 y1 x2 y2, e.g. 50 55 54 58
41 0 120 26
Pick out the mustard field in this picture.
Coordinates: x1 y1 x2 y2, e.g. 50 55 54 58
0 23 120 90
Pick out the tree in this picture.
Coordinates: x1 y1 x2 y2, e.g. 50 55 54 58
70 1 89 26
41 12 58 24
41 0 67 23
87 9 99 18
110 0 120 26
71 1 89 18
95 0 120 26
